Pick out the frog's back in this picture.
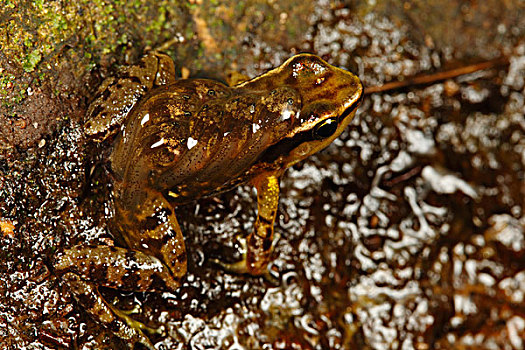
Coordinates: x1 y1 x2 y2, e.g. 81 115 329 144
112 79 300 204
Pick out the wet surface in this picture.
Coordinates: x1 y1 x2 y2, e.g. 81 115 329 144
1 0 524 349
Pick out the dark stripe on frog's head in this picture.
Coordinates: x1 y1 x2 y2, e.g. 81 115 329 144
256 96 361 166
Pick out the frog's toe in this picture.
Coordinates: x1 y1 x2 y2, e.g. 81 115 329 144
212 233 279 281
213 256 280 285
211 234 249 273
213 258 251 274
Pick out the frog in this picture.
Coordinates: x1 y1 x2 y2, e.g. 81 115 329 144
54 52 363 348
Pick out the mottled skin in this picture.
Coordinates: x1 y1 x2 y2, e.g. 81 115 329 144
54 52 363 348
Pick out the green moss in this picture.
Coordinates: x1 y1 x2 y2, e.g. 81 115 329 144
146 6 168 35
2 0 191 65
0 72 29 108
22 50 42 73
1 0 193 107
0 74 16 96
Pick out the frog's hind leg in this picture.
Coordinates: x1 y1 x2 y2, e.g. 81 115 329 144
55 244 184 349
55 189 188 348
61 272 156 349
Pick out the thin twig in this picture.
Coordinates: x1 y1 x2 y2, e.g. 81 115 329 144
364 57 509 95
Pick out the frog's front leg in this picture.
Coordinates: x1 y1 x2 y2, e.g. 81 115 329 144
225 173 280 276
54 189 186 349
85 52 177 140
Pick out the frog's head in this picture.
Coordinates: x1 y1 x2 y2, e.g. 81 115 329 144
238 53 363 169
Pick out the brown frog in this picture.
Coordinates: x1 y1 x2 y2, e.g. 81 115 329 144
54 52 363 348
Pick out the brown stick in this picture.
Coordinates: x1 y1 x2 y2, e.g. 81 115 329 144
364 57 509 94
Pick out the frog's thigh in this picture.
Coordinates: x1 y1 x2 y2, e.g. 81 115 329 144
62 272 155 349
114 189 188 288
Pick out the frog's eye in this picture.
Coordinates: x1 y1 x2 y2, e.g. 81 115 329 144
313 117 338 139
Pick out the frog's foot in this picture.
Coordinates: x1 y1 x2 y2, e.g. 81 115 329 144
62 272 157 350
116 303 166 336
213 231 280 284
